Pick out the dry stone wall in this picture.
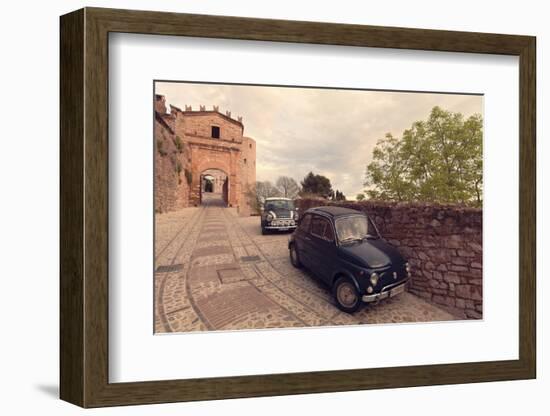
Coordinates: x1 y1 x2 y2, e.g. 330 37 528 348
296 199 483 319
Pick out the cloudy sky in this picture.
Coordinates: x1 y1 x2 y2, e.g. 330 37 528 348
156 81 482 199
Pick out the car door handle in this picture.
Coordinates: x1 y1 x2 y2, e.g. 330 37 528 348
304 236 311 241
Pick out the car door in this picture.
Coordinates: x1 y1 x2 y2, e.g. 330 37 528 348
295 213 312 267
308 215 337 283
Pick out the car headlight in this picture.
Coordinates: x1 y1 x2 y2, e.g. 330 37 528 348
266 214 274 221
294 211 299 221
405 262 411 273
370 272 379 286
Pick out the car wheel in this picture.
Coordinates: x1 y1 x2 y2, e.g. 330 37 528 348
289 243 302 268
333 276 361 313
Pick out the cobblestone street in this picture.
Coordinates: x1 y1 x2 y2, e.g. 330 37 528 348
155 196 458 333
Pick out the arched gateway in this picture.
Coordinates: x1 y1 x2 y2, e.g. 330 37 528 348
200 168 228 206
154 95 256 216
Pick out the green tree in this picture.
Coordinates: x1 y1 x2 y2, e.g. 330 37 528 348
365 106 483 207
300 172 333 199
331 189 346 201
356 193 366 201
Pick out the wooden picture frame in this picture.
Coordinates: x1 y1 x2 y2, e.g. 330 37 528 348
60 7 536 408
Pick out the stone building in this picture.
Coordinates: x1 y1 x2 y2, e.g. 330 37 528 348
154 95 256 215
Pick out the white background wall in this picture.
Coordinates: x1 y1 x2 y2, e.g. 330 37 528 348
0 0 546 414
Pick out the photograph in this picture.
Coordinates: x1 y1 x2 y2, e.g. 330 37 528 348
50 4 540 410
153 81 483 334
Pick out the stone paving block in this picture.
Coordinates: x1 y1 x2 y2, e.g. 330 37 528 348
195 283 281 329
167 308 208 333
232 246 248 259
221 309 304 331
218 267 247 284
198 232 228 242
351 292 456 324
194 239 230 249
197 236 228 244
259 241 290 261
155 206 459 334
188 264 229 285
189 280 224 302
257 282 327 327
160 273 190 314
272 278 341 320
191 253 235 268
191 245 232 258
202 225 226 233
254 262 284 284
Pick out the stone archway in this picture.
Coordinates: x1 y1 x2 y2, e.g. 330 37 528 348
199 168 229 207
203 175 214 193
192 155 234 207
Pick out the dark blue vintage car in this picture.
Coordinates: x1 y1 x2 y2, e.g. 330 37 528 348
261 197 299 235
288 206 410 313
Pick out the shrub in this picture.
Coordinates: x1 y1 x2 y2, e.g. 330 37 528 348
157 139 167 156
184 169 192 185
173 135 184 153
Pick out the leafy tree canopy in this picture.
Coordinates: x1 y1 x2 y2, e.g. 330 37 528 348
364 106 483 207
300 172 333 199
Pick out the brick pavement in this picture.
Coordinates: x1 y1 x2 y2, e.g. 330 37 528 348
154 199 458 333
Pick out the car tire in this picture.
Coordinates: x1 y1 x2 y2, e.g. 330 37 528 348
261 227 268 235
333 276 361 313
289 243 302 268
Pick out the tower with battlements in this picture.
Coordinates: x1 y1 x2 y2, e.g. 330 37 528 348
154 95 256 215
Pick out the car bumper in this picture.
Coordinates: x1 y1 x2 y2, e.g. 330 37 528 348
264 219 297 231
361 279 409 303
264 224 297 231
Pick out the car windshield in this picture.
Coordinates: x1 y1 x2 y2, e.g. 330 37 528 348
265 199 295 211
335 215 379 243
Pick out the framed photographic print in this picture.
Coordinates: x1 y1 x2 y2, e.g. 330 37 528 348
60 7 536 408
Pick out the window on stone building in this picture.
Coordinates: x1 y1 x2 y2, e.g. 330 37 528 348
244 158 247 165
211 126 220 138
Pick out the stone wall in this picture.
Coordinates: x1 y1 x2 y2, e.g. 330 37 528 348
239 136 257 216
177 110 244 143
296 199 482 319
154 113 190 213
242 137 256 185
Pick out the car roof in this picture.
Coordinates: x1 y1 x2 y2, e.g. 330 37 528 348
306 205 365 218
